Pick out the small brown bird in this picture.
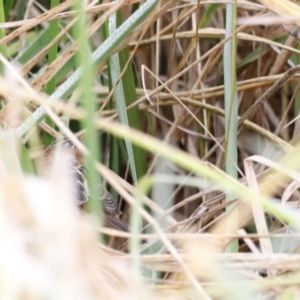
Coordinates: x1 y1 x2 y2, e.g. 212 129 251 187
43 138 129 232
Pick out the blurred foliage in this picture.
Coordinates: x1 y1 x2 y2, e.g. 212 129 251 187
1 0 300 298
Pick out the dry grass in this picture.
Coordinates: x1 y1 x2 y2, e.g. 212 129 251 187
1 0 300 299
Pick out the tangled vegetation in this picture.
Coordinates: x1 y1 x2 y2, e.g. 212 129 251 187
1 0 300 299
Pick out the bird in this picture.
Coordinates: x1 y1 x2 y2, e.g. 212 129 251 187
42 137 129 232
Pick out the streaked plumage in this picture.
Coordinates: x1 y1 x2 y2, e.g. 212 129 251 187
43 138 129 232
105 214 129 232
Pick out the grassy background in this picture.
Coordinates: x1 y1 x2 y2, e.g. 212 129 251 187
1 0 300 298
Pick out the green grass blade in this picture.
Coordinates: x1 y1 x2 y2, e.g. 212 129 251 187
15 28 51 64
107 6 148 272
0 0 7 73
4 0 15 20
223 0 238 252
199 3 218 29
108 9 147 183
72 1 100 214
45 0 60 146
